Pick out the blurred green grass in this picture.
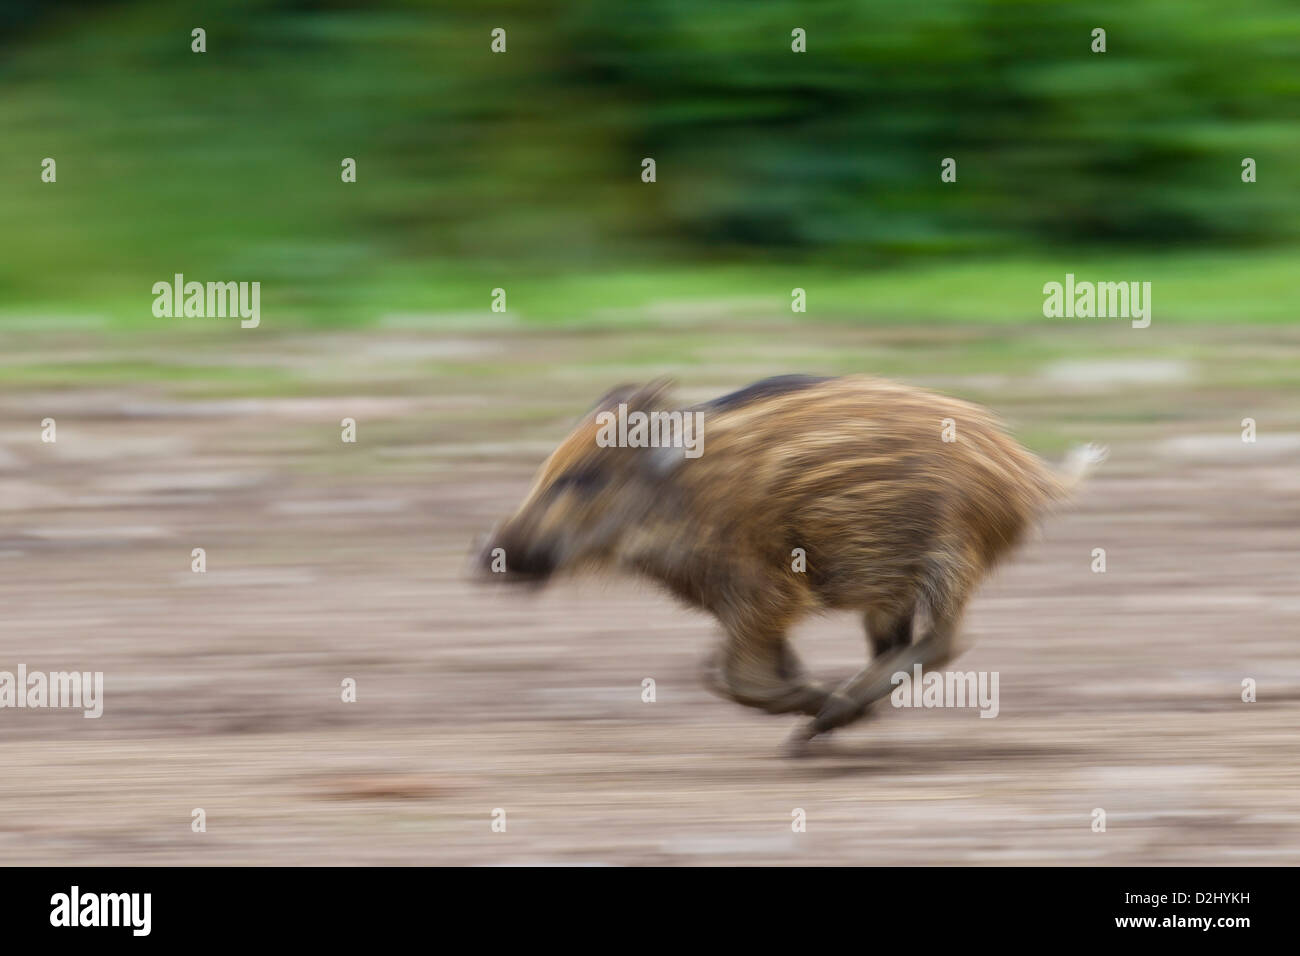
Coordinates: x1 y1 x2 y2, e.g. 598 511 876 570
2 249 1296 331
2 0 1297 334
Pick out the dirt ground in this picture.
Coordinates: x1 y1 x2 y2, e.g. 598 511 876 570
1 320 1298 865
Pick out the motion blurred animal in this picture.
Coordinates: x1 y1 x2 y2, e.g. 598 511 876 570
479 375 1103 750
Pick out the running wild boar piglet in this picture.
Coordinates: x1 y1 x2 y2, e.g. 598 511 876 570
478 375 1104 750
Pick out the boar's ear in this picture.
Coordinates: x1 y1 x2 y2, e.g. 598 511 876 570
586 384 639 417
585 379 675 417
626 377 675 411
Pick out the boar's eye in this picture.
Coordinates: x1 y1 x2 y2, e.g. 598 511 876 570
551 467 606 494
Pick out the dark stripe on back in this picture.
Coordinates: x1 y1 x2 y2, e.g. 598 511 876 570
697 374 833 412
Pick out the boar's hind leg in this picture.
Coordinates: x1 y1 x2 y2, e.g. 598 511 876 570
797 604 963 741
866 605 914 658
703 622 830 717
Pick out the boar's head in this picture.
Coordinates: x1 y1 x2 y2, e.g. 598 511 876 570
478 381 683 584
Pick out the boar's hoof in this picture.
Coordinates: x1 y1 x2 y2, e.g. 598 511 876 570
806 692 870 736
784 723 834 758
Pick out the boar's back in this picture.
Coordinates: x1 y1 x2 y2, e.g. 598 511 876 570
696 374 833 413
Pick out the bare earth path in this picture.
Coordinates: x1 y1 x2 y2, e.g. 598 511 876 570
1 321 1297 864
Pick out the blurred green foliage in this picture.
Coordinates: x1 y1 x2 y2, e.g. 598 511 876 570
1 0 1297 326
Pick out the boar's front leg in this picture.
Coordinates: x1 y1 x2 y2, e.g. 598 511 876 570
702 617 830 718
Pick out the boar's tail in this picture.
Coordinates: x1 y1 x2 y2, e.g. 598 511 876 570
1055 442 1109 493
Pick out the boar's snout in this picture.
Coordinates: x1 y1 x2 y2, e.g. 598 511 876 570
475 526 557 585
502 542 558 580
